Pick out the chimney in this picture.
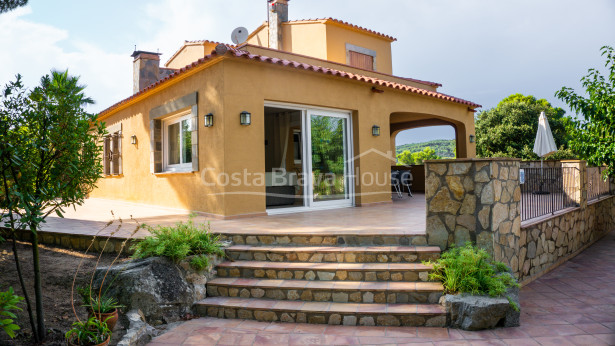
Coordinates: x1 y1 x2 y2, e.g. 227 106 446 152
131 50 162 94
268 0 289 50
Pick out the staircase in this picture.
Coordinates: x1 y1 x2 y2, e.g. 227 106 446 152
194 233 446 327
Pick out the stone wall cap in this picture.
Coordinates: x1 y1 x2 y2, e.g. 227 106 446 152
424 158 522 163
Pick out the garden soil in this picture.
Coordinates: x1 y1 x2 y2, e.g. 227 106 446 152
0 240 128 345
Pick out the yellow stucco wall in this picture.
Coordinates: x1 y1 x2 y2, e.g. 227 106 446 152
324 22 393 74
281 22 328 60
243 45 437 91
92 56 475 217
91 62 229 216
246 20 394 75
165 42 218 69
247 23 269 47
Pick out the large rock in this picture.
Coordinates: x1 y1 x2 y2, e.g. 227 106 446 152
117 310 158 346
92 256 221 324
444 285 520 330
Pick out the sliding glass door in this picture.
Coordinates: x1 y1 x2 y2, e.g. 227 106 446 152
306 109 353 208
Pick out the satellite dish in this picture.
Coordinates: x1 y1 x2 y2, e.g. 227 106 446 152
231 27 249 45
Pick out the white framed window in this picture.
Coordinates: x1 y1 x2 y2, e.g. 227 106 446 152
163 112 193 172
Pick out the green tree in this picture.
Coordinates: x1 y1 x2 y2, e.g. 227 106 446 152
396 150 414 165
396 139 456 158
556 46 615 175
397 147 441 165
0 71 105 342
475 93 575 160
0 0 28 13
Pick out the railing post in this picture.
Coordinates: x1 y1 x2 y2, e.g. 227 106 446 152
561 160 587 209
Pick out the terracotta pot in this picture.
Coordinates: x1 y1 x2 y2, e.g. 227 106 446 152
89 309 119 331
67 335 110 346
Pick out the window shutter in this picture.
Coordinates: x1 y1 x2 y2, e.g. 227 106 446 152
103 136 111 175
111 133 121 175
150 119 162 173
191 104 199 172
349 50 374 70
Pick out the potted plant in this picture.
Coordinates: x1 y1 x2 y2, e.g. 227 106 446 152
65 316 111 346
77 287 123 331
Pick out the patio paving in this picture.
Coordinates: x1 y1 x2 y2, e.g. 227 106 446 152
147 230 615 345
39 194 426 239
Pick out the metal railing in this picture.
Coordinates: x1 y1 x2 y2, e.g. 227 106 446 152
587 166 611 201
520 167 577 222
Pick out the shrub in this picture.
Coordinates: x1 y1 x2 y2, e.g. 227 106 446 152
131 217 225 269
65 316 111 346
0 286 24 338
424 242 519 307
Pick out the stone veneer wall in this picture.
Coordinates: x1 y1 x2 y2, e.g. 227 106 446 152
425 158 615 284
424 159 521 262
517 196 615 284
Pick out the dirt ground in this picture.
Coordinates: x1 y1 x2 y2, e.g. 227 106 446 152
0 239 129 345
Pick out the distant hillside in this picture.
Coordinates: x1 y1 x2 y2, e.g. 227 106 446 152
396 139 456 158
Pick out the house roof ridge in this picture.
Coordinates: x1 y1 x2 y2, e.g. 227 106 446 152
164 39 231 67
99 45 479 118
285 17 397 42
236 43 442 87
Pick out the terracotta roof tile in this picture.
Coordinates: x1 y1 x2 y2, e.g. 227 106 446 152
286 18 397 42
99 46 479 118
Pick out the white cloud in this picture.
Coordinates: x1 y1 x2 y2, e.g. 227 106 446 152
2 0 613 115
0 6 131 112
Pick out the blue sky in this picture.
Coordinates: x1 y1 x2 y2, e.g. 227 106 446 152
1 0 614 145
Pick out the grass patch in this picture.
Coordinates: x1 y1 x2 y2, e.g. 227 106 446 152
424 242 519 309
131 217 225 270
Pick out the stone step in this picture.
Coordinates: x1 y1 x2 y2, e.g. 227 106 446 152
195 296 446 327
225 245 440 263
207 278 443 304
217 233 428 247
216 261 433 282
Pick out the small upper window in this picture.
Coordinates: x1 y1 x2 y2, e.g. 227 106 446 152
348 51 374 70
346 43 377 71
163 112 193 172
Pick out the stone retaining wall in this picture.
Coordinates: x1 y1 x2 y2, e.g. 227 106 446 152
425 159 615 284
3 228 137 254
518 196 615 283
424 159 521 258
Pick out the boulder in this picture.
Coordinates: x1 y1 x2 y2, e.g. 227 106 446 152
444 285 520 330
117 310 158 346
92 256 221 324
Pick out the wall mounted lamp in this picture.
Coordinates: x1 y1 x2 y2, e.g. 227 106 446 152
240 111 251 125
469 134 475 143
204 113 214 127
130 135 137 145
371 86 384 94
372 125 381 136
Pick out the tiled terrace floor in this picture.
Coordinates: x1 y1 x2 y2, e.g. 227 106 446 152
148 231 615 345
40 194 425 238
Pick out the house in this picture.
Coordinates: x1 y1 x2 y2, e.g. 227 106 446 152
92 0 480 219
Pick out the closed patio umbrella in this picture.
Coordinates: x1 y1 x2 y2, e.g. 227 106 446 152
533 111 558 194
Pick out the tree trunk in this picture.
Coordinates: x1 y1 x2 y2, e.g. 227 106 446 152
30 226 46 341
10 232 38 342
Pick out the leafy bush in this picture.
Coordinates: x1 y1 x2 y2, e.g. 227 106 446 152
0 287 24 338
132 217 225 269
424 242 519 305
65 316 111 346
